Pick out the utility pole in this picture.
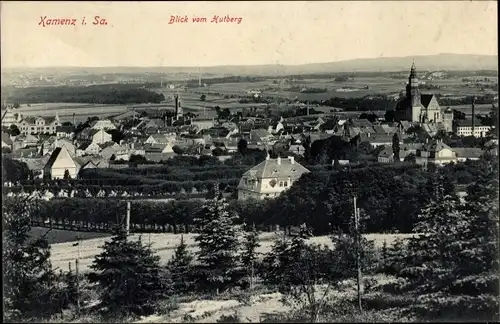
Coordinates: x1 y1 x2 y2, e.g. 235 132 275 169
353 196 363 313
126 201 131 236
73 234 81 315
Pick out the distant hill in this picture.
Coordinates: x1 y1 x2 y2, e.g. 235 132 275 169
3 54 498 76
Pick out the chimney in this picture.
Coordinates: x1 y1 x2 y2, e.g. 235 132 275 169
174 95 179 120
277 156 281 165
471 97 475 137
289 156 295 164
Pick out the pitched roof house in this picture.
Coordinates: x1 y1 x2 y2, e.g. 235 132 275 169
43 146 80 179
237 156 309 200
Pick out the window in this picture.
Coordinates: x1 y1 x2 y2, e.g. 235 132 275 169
284 181 288 187
279 181 283 187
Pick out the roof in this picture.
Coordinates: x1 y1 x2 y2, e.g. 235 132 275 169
421 140 452 152
44 147 62 169
23 156 50 171
250 128 272 139
350 119 373 128
454 119 487 127
56 125 75 133
2 132 12 145
420 94 436 108
242 157 310 179
453 147 484 159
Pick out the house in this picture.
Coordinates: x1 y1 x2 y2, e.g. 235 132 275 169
144 143 174 154
91 119 117 131
56 125 75 139
237 156 310 200
249 129 274 144
288 144 306 157
415 140 457 167
52 138 77 157
377 143 422 163
453 119 492 138
453 147 484 162
145 133 176 145
43 146 80 179
80 142 101 156
12 134 39 150
191 118 216 132
99 142 128 161
23 155 51 179
358 133 404 148
91 129 113 144
1 132 13 150
16 114 61 135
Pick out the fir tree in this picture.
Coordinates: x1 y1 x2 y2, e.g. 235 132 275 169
89 228 172 319
398 180 483 320
446 175 499 320
263 224 338 322
168 234 194 293
3 197 61 322
240 223 261 290
194 185 242 293
392 132 400 161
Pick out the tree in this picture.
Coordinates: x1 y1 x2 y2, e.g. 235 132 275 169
167 234 194 293
194 185 242 293
403 153 416 164
200 94 206 101
3 198 61 322
452 109 466 120
8 124 20 136
237 139 248 155
392 133 400 162
384 110 396 122
89 229 172 319
397 181 487 321
240 223 260 290
2 157 31 182
172 145 184 155
63 169 71 180
13 102 20 108
262 225 339 322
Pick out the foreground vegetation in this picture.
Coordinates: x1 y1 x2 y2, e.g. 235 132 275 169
3 161 498 322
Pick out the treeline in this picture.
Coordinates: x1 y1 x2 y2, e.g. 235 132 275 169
14 160 494 235
313 95 397 111
436 93 497 106
5 84 165 104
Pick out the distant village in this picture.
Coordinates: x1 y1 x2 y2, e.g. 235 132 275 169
1 63 498 201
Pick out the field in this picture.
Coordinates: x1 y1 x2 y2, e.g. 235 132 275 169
6 74 497 123
48 231 416 274
28 227 111 245
13 103 128 124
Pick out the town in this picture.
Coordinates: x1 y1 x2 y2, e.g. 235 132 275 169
2 1 498 323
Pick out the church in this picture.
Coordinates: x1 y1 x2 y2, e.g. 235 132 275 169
395 62 453 132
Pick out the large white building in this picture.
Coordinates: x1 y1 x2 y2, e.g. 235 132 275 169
237 156 309 200
453 119 492 138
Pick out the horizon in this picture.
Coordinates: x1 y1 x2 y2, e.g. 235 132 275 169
3 53 498 70
1 1 497 69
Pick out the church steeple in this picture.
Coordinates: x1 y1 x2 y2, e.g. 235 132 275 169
406 60 421 107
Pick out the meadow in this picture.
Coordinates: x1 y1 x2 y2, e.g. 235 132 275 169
49 231 416 274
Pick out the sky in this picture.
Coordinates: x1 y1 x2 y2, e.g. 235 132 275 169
1 1 497 68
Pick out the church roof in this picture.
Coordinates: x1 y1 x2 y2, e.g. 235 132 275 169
420 94 436 108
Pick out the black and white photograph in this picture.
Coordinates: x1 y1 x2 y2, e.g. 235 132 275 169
1 1 499 322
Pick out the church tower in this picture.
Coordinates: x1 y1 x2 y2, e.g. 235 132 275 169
174 94 183 121
406 61 421 107
406 61 422 122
